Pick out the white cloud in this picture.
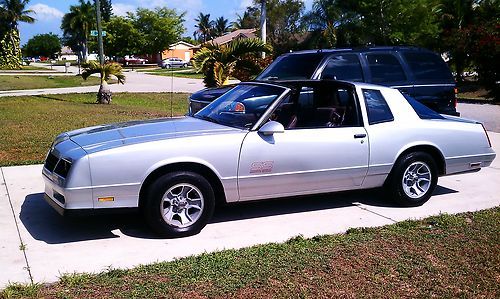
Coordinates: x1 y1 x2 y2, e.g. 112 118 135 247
28 3 64 21
112 3 137 16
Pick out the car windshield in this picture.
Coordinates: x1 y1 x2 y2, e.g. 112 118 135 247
194 84 286 129
256 53 328 81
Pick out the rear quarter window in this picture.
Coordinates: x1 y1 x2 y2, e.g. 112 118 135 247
320 54 364 82
363 89 394 125
403 94 444 119
402 52 454 83
366 53 407 84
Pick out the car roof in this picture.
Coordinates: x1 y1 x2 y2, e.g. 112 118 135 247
245 79 391 92
280 46 436 56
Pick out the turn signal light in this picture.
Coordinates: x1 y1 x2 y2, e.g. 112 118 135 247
98 196 114 202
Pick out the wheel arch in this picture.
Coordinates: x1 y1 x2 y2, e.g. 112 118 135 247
389 144 446 180
139 162 227 210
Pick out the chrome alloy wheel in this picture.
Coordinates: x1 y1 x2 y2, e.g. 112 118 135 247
160 183 204 228
402 161 432 199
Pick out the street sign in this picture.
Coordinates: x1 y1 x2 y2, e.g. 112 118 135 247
90 30 106 37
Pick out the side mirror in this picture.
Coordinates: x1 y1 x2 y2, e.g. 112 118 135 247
258 121 285 136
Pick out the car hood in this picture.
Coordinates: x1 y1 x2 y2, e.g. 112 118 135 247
64 116 241 154
190 85 234 102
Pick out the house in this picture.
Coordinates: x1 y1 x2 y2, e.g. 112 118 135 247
161 41 195 62
191 29 258 54
205 28 257 46
58 46 78 61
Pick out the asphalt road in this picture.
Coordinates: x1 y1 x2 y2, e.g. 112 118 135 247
0 105 499 288
458 102 500 133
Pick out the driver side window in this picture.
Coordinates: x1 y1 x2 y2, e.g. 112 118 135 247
271 84 361 129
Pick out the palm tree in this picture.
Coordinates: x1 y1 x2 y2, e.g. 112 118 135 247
232 8 259 30
0 0 35 68
303 0 341 48
81 61 125 104
61 0 94 62
213 16 230 37
192 38 271 87
194 12 214 43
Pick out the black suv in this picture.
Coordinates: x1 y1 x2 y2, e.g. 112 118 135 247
189 47 459 116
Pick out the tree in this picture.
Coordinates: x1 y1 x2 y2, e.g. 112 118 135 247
129 7 185 57
194 12 213 42
103 16 143 58
24 33 61 58
239 0 306 54
213 16 230 37
192 38 272 87
100 0 112 22
81 60 125 104
0 0 35 69
232 7 260 29
61 0 94 62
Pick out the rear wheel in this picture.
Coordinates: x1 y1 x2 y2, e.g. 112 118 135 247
144 171 215 237
386 152 438 207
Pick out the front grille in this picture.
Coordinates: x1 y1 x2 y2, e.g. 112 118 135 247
44 152 59 172
53 191 66 204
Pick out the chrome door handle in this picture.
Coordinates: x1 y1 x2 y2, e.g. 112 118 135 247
354 134 366 139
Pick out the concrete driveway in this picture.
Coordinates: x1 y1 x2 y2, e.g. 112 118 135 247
1 130 498 288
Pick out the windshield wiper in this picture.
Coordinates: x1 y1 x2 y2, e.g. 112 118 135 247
262 76 279 81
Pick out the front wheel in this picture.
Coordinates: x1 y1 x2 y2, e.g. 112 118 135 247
144 171 215 237
386 152 438 207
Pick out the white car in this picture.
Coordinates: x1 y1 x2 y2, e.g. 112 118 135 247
42 80 496 237
160 57 188 68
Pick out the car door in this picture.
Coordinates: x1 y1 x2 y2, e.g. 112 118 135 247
237 82 369 201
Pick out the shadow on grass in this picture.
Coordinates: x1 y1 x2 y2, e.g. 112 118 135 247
20 185 457 244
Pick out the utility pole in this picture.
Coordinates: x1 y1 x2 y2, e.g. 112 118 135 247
260 0 267 58
95 0 105 65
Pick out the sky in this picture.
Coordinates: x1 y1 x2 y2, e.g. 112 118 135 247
19 0 314 46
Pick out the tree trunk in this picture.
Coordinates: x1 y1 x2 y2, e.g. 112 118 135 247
97 81 112 104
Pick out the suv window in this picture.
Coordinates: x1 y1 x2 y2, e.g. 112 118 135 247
363 89 394 124
271 84 361 129
256 53 327 81
366 53 407 84
320 54 364 82
403 52 454 82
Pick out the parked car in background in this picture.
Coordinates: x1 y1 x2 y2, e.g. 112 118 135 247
189 47 459 116
119 55 147 65
160 57 188 68
42 80 495 237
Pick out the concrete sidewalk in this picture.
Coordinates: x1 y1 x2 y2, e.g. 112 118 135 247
0 71 205 97
1 132 499 289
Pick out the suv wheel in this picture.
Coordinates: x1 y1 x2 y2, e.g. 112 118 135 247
386 152 438 207
144 171 215 237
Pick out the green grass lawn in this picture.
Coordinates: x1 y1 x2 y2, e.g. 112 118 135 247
0 93 189 166
2 208 499 298
0 75 103 91
20 65 51 71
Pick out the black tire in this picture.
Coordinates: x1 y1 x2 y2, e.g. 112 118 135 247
386 151 438 207
144 171 215 237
